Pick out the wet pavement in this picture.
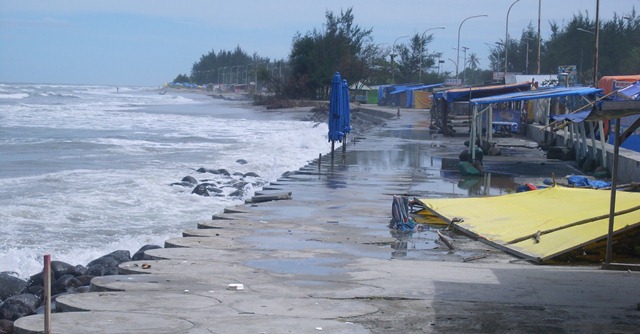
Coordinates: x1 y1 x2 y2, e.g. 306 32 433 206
14 107 640 333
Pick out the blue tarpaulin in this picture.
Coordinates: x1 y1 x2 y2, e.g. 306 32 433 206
470 86 602 105
567 175 611 189
619 81 640 100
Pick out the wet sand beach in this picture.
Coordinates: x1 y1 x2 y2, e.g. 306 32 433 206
13 105 640 333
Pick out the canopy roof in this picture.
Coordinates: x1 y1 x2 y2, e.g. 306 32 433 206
389 83 444 95
469 86 602 106
434 82 531 103
418 186 640 263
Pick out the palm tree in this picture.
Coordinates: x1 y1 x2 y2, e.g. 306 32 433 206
467 52 480 70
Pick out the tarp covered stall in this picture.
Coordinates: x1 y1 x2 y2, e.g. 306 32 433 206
431 82 532 136
414 91 433 109
418 186 640 263
468 86 603 162
379 83 444 108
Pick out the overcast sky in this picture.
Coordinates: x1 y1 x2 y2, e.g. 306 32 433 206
0 0 636 86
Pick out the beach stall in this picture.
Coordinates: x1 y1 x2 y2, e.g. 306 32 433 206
348 81 374 104
467 86 602 162
431 82 531 136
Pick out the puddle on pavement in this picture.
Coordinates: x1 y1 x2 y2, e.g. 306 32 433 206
325 143 521 196
245 258 344 276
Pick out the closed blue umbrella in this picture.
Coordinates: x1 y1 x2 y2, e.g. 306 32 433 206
328 72 344 142
341 79 351 135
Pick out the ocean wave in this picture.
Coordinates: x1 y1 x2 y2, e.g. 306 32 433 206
0 93 29 99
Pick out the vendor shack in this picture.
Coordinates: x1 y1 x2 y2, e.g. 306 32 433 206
431 82 531 136
378 83 443 109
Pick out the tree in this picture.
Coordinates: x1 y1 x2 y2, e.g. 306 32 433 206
173 74 190 83
286 8 373 99
536 8 639 84
395 33 437 83
468 52 480 71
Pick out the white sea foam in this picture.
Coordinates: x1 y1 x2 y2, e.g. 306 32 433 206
0 83 332 279
0 93 29 99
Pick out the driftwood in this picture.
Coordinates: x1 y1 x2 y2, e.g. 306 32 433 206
437 231 455 250
463 254 488 262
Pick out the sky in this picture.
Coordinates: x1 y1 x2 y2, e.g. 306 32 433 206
0 0 637 87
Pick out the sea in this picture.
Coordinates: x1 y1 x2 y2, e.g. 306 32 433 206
0 83 330 279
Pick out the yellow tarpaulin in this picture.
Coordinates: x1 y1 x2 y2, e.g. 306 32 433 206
414 91 432 109
418 187 640 262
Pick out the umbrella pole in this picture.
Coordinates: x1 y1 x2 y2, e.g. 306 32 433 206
331 140 335 163
342 134 347 153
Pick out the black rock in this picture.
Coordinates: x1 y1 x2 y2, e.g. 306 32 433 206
0 319 13 334
0 294 39 321
192 184 210 196
50 261 83 279
236 159 248 165
181 175 198 186
132 244 162 261
0 273 27 301
51 274 82 295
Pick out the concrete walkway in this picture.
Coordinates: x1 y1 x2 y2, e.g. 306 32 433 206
15 107 640 333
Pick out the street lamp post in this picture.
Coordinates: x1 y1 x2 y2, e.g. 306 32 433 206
577 27 597 85
504 0 521 83
391 35 409 83
420 26 445 83
522 37 534 75
457 15 488 80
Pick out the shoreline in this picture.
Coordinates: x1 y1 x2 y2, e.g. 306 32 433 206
7 104 640 333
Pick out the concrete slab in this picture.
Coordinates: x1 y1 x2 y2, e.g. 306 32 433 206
227 297 378 318
201 316 370 334
164 236 243 249
14 311 195 334
56 291 226 313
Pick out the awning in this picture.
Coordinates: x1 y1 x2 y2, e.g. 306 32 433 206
551 100 640 123
418 187 640 263
470 86 602 106
435 82 532 103
389 83 444 95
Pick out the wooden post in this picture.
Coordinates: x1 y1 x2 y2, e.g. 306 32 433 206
318 153 321 172
44 254 52 334
605 118 620 265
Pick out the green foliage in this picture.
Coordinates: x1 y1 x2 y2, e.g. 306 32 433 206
286 8 373 99
173 74 190 83
189 46 271 85
395 33 438 83
487 8 639 84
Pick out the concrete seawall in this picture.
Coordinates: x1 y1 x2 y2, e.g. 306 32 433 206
526 123 640 183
